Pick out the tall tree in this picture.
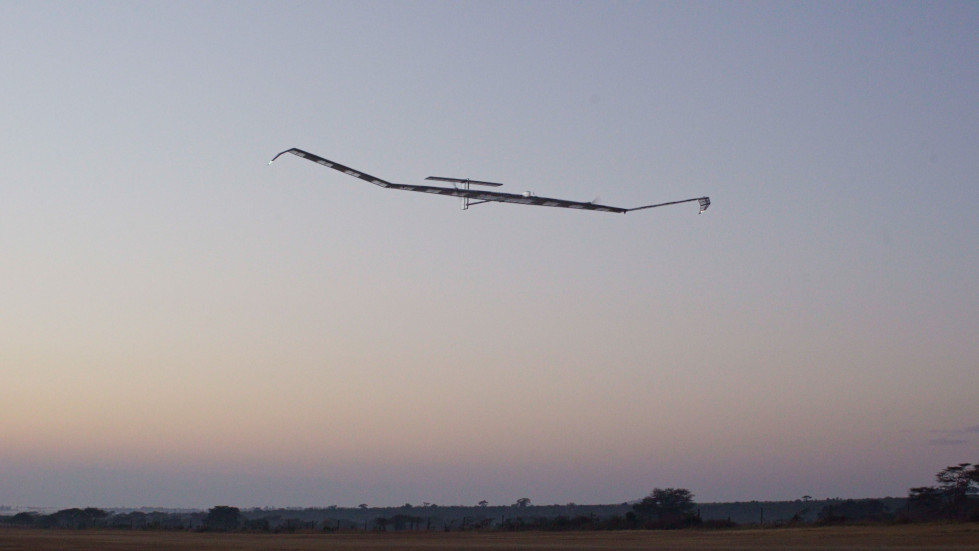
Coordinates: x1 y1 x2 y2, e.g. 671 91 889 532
936 463 979 517
632 488 697 528
204 506 241 532
909 462 979 519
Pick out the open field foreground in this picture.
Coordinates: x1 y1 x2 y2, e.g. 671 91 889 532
1 524 978 551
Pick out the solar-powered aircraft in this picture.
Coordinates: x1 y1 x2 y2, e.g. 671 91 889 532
270 148 710 214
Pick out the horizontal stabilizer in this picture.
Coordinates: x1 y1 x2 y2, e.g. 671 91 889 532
426 176 503 187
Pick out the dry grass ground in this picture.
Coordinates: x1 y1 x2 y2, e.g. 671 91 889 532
1 524 978 551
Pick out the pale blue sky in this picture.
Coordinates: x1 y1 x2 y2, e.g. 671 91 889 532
1 1 977 508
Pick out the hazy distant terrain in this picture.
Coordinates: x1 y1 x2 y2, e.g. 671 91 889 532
228 497 910 529
2 497 909 531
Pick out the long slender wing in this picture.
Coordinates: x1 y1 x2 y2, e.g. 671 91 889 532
270 148 400 189
270 148 709 214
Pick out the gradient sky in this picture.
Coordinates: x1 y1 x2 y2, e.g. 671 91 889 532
2 1 977 509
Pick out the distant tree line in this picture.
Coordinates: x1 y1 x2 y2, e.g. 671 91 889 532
2 462 975 532
2 507 205 531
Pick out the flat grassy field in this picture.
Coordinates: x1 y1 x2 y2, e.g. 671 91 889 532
1 524 978 550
